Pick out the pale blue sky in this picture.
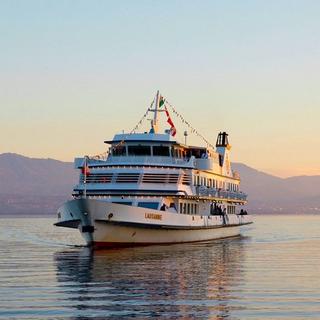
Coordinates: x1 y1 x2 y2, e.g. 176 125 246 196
1 1 319 176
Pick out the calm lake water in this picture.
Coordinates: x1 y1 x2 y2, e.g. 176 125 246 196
0 215 319 319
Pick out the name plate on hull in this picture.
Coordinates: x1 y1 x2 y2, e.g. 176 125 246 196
145 213 162 221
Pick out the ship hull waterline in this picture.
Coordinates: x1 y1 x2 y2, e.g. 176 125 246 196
55 199 252 248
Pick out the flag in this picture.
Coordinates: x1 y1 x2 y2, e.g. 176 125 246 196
81 158 90 176
159 96 165 108
165 107 177 136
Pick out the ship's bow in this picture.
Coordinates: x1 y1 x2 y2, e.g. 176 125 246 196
55 199 95 245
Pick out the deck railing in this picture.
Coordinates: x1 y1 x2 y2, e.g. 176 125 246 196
104 155 194 166
196 186 247 201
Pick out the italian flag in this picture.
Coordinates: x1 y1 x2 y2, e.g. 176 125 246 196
165 106 177 136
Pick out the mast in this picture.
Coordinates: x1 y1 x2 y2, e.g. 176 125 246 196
151 90 160 133
83 155 88 198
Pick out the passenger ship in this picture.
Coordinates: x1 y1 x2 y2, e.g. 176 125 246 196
55 92 252 247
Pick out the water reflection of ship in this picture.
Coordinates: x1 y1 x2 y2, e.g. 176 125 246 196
54 238 246 319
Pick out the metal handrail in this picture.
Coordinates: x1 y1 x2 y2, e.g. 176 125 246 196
196 187 247 200
105 155 194 166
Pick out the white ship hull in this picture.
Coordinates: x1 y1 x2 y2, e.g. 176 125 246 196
56 199 252 247
93 222 241 247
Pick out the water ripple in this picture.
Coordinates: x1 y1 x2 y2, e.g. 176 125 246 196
0 215 319 319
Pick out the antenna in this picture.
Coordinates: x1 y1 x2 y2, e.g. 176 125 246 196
184 130 188 145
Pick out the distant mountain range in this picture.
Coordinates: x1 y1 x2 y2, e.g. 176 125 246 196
0 153 319 214
232 163 320 214
0 153 77 214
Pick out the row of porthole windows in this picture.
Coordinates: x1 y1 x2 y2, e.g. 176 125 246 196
179 202 198 215
193 176 239 191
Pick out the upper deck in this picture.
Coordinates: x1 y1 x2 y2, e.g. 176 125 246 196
103 132 194 168
71 92 247 204
76 131 241 178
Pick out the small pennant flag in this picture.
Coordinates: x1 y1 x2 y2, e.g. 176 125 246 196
159 96 165 108
165 107 177 136
81 158 90 175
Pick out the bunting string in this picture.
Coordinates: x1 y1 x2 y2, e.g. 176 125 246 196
87 99 154 160
86 94 215 161
164 99 215 149
89 151 108 161
129 100 153 135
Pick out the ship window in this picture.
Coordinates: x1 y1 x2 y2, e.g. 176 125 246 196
182 175 191 185
183 203 187 214
193 176 196 186
194 204 197 214
153 146 170 156
137 202 159 210
112 202 132 206
116 173 140 183
227 206 235 214
128 145 151 156
112 145 126 156
180 203 183 213
187 203 190 214
142 173 179 184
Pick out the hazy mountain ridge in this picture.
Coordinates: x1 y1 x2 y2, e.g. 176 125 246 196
232 163 320 213
0 153 319 214
0 153 77 214
0 153 78 195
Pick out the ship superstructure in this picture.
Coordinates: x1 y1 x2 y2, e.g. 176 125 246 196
55 92 252 246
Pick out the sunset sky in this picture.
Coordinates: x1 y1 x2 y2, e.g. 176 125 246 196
1 1 319 177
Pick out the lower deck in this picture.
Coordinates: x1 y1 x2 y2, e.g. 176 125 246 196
56 198 252 246
72 194 247 217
